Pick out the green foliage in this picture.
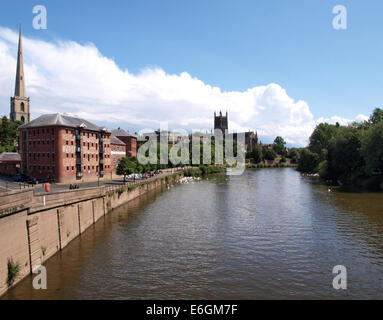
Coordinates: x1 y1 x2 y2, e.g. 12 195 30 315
361 121 383 175
326 126 365 183
288 148 300 164
297 148 320 173
308 123 339 157
116 187 126 195
273 136 286 155
263 148 277 161
300 108 383 188
247 144 263 163
0 116 22 153
7 258 20 286
369 108 383 125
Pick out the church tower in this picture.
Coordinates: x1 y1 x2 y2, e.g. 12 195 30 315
214 111 228 132
10 27 30 123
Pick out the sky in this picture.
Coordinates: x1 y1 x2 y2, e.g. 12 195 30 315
0 0 382 146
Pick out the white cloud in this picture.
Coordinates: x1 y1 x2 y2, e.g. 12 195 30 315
0 27 367 146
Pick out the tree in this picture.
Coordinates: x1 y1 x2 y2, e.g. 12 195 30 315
273 136 286 155
369 108 383 125
288 148 300 164
0 116 22 153
117 157 138 181
264 148 277 161
308 123 338 157
361 121 383 175
249 144 263 163
326 127 364 183
297 149 319 173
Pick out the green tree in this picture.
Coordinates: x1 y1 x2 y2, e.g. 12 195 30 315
288 148 300 164
264 148 277 161
117 157 138 181
297 148 319 173
326 127 364 183
0 116 22 153
308 123 338 158
273 136 286 155
249 144 263 163
369 108 383 125
361 121 383 175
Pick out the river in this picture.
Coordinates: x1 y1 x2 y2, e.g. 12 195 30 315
2 168 383 299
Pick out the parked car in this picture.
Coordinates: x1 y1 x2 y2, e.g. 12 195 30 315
27 176 39 185
12 174 28 182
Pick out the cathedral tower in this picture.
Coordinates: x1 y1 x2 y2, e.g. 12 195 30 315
10 27 30 123
214 111 228 132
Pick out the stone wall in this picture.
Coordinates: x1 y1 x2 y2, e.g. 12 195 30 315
0 174 179 296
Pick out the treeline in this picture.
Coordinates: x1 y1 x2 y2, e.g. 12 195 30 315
0 116 22 153
246 136 300 164
297 108 383 189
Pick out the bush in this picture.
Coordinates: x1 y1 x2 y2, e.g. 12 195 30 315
7 258 20 286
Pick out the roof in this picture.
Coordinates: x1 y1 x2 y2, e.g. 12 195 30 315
110 135 125 145
0 152 21 162
18 113 110 132
111 127 137 138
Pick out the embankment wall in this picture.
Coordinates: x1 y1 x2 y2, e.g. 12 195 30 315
0 175 177 296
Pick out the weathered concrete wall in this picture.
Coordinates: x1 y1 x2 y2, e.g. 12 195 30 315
0 174 178 296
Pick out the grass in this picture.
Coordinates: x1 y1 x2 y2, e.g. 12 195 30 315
7 258 20 286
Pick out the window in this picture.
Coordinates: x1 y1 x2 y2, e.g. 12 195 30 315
66 153 69 158
66 129 68 134
66 166 69 171
66 141 69 145
21 102 25 112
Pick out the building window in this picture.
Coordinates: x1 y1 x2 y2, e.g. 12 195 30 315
66 141 68 145
66 166 69 171
21 102 25 112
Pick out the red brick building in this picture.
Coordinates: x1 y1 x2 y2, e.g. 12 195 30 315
111 128 137 157
0 153 21 176
111 135 126 172
18 114 113 183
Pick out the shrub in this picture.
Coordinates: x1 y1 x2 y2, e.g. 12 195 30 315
7 258 20 286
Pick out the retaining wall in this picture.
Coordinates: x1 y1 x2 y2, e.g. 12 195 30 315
0 174 178 296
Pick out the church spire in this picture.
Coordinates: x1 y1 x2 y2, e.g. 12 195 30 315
14 26 26 98
10 26 30 123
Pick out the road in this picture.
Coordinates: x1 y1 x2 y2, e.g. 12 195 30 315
0 167 188 194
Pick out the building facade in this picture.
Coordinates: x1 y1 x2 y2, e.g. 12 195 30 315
10 27 30 124
111 135 126 172
0 153 21 176
111 128 137 157
18 114 113 183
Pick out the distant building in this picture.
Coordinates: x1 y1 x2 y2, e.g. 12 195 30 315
18 113 113 183
111 128 137 157
213 112 258 152
111 135 126 171
0 153 21 176
214 111 228 132
10 27 30 124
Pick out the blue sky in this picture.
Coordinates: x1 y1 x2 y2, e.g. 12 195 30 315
0 0 382 145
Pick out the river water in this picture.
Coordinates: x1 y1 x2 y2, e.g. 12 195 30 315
2 168 383 299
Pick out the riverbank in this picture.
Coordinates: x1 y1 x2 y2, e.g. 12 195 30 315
0 170 186 297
